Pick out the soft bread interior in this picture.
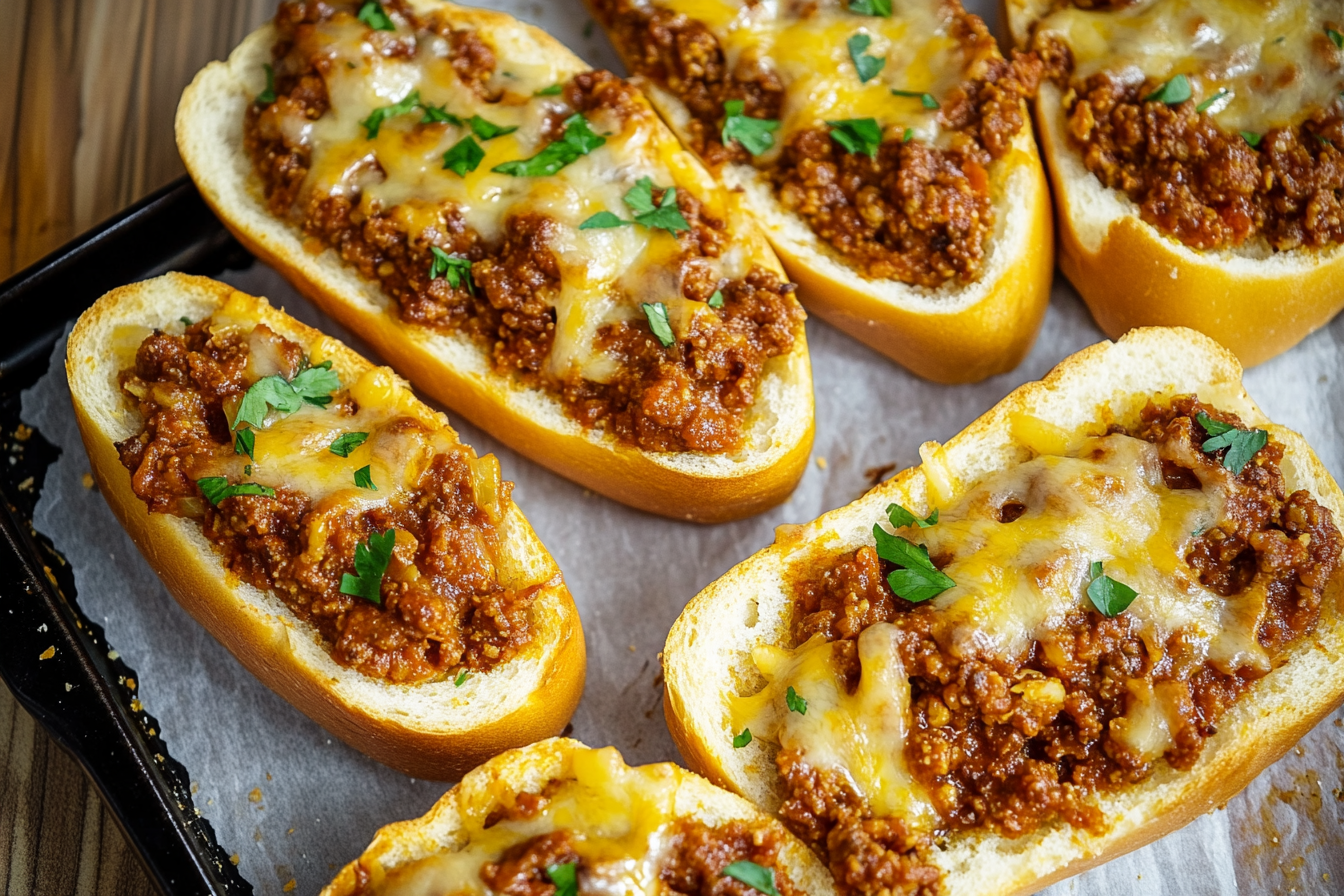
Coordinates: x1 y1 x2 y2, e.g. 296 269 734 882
664 326 1344 895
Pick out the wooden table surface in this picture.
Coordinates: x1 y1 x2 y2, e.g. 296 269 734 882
2 1 274 892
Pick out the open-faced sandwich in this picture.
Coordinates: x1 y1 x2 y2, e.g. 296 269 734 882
321 738 838 896
588 0 1054 383
1007 0 1344 366
176 0 813 523
67 273 584 779
663 327 1344 894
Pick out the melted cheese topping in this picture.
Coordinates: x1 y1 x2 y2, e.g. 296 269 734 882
371 748 689 896
647 0 977 147
1036 0 1344 132
278 10 744 378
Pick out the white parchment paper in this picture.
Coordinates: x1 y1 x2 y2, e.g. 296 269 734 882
19 1 1344 893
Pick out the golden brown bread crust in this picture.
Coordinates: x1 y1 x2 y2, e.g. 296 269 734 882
68 273 585 780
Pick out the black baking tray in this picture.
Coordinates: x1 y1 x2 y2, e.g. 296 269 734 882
0 176 258 896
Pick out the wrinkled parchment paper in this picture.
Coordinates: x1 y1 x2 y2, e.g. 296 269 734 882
20 2 1344 893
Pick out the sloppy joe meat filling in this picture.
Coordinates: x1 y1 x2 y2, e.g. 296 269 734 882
590 0 1042 287
772 398 1341 895
116 318 533 684
245 0 803 454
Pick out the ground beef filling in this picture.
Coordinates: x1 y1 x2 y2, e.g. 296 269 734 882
1036 34 1344 251
590 0 1042 285
244 1 802 454
114 321 534 684
782 398 1341 894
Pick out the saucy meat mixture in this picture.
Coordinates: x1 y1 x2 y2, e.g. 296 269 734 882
245 0 803 454
116 319 535 684
591 0 1042 286
778 398 1341 894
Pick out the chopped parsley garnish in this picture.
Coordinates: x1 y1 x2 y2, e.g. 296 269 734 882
256 64 277 106
354 465 378 490
1086 561 1138 618
1195 411 1267 474
492 113 604 177
196 478 275 506
721 861 781 896
454 669 469 687
429 247 475 292
1240 130 1263 148
420 103 459 124
442 135 485 176
902 126 914 142
329 432 369 457
872 524 954 602
340 529 395 605
468 115 517 140
732 727 752 748
1195 88 1229 113
546 863 578 896
1144 74 1191 105
722 100 780 156
234 428 255 460
641 302 675 347
179 316 193 326
232 361 339 431
356 1 395 31
535 83 564 96
578 177 689 234
848 0 892 15
579 211 627 229
708 290 724 308
828 117 882 157
785 686 808 715
1329 27 1344 49
847 33 886 84
244 464 252 476
886 503 938 529
359 90 420 139
890 88 939 109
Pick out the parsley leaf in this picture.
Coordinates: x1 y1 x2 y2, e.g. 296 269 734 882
468 115 517 140
454 669 468 687
847 34 886 84
902 126 914 142
891 88 939 109
631 182 689 234
420 103 460 125
290 361 340 407
848 0 892 14
1195 87 1228 114
492 113 604 176
329 432 369 457
1144 74 1191 105
579 211 628 229
356 1 395 31
535 83 564 96
641 302 675 347
1240 130 1263 148
708 290 724 308
1329 27 1344 49
1195 411 1268 474
233 376 303 430
354 465 377 490
1086 561 1138 617
428 247 475 292
886 503 938 529
721 861 781 896
546 863 578 896
623 177 659 215
196 478 276 506
732 728 752 748
234 428 255 460
256 64 276 106
722 100 780 156
786 686 807 715
359 90 420 139
872 524 954 602
340 529 395 604
828 117 882 157
443 135 485 176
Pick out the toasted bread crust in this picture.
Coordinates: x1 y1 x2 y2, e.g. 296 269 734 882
68 273 586 780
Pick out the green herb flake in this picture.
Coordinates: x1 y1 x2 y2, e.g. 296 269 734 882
847 33 886 83
454 669 469 687
442 135 485 176
732 727 752 748
891 88 939 109
641 302 676 347
1195 87 1229 114
468 115 518 141
722 99 780 156
708 290 725 308
828 117 883 157
1240 130 1263 148
1144 73 1192 105
232 361 339 432
887 503 938 529
357 1 396 31
1195 411 1268 474
848 0 892 15
359 90 420 139
872 524 954 603
535 83 564 96
256 64 277 106
721 861 781 896
428 247 475 293
234 428 255 460
244 464 252 476
329 432 369 457
339 528 395 605
1086 561 1138 618
1329 27 1344 49
785 686 808 715
354 465 378 491
580 211 629 229
624 178 690 234
420 104 461 125
196 477 276 507
290 361 340 408
492 113 605 177
546 862 578 896
179 316 193 326
903 126 914 142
